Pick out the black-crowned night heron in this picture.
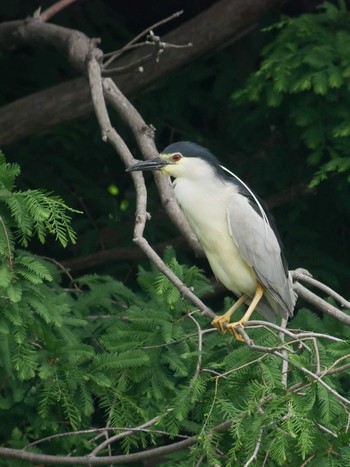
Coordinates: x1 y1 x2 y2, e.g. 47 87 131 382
127 141 297 341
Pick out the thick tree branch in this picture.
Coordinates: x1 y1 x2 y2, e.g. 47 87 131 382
0 0 284 146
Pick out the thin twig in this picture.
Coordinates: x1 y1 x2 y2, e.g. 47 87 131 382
311 337 321 374
243 430 262 467
188 313 203 379
280 318 289 388
316 423 337 438
89 415 164 456
300 454 316 467
246 320 343 343
102 77 203 255
103 37 192 75
41 256 80 290
103 10 184 68
293 281 350 325
293 269 350 309
39 0 78 22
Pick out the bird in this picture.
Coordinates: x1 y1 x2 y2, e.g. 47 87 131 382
126 141 297 341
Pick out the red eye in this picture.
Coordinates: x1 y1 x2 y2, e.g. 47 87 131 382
172 153 182 162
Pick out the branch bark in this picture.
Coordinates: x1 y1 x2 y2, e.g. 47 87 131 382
0 0 284 146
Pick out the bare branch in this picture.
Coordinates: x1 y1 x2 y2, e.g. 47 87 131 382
293 281 350 325
89 415 165 456
103 10 185 69
293 268 350 309
102 77 203 255
243 431 262 467
0 438 196 465
188 313 203 379
39 0 78 22
103 35 192 75
245 321 344 343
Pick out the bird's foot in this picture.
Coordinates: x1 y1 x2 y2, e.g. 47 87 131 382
211 311 233 333
226 321 246 342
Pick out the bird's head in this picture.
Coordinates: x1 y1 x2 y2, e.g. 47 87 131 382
126 141 221 180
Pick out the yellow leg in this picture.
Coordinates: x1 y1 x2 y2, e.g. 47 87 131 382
226 283 265 342
211 294 247 333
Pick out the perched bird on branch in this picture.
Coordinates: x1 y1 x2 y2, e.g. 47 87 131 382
127 141 297 341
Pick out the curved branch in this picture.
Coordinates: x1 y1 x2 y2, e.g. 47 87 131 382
293 268 350 309
0 18 91 72
102 77 203 255
0 438 195 465
39 0 78 22
292 280 350 326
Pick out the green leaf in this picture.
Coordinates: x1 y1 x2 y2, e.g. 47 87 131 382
6 281 22 303
0 266 13 288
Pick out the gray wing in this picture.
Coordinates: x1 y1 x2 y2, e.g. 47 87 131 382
226 194 295 316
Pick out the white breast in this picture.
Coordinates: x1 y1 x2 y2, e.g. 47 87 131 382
173 177 257 297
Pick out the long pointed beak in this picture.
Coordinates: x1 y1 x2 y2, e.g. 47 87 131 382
126 158 168 172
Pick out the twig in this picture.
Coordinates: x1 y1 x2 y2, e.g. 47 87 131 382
188 313 203 379
104 35 192 75
243 430 262 467
25 423 188 450
0 420 234 465
279 318 289 388
293 269 350 309
103 10 184 69
294 365 350 407
41 256 80 290
134 236 213 318
39 0 78 22
311 337 321 374
102 77 203 255
89 414 179 456
232 329 350 408
24 428 108 449
294 282 350 325
316 423 337 438
243 321 312 351
318 353 350 378
218 353 269 379
300 454 316 467
346 412 350 433
246 320 343 343
87 44 212 322
199 378 219 435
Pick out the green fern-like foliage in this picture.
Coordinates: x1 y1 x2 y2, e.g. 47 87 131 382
1 152 350 466
234 2 350 186
0 151 78 248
